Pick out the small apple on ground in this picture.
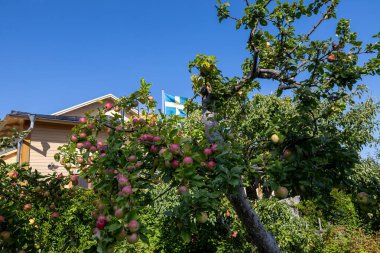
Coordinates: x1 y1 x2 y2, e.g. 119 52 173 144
274 186 289 199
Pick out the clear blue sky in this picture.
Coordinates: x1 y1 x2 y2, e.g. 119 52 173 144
0 1 379 121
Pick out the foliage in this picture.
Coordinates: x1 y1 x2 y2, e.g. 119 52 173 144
0 156 96 252
2 0 380 251
255 199 322 253
322 226 380 253
327 188 360 228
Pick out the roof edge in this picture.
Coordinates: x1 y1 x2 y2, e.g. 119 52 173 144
52 94 119 116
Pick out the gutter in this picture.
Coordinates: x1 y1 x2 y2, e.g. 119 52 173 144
16 114 36 165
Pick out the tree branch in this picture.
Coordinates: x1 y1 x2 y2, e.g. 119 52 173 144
287 2 337 56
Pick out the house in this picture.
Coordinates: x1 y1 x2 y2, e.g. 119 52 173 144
0 94 136 177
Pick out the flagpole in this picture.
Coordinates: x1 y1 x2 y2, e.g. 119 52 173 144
161 90 165 114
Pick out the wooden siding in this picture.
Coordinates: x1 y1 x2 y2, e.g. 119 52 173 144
29 122 72 175
2 150 17 164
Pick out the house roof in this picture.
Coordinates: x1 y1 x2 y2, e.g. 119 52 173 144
52 93 119 116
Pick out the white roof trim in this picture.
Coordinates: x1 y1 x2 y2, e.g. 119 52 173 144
52 94 119 116
51 93 138 116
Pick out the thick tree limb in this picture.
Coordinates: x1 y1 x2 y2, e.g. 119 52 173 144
227 180 280 253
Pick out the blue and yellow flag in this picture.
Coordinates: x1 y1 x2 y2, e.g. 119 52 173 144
162 91 188 116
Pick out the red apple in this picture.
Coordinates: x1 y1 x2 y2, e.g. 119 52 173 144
159 148 167 156
128 219 140 232
77 157 84 164
203 148 213 156
169 144 181 154
207 160 217 169
79 132 87 138
231 231 238 238
153 136 161 142
149 145 159 153
128 155 137 163
7 171 18 179
114 208 124 219
0 215 5 223
117 174 129 186
104 102 113 111
178 185 188 194
132 118 140 124
70 175 79 186
71 134 78 142
96 215 107 230
171 159 180 169
23 203 32 212
126 233 139 244
83 141 92 150
121 185 133 195
183 156 193 166
51 212 60 219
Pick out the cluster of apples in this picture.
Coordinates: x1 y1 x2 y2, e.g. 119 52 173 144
91 199 141 244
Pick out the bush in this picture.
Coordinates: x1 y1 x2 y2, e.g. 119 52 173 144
254 198 323 253
322 226 380 253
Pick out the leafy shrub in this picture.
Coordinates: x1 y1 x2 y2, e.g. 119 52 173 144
322 226 380 253
255 198 323 253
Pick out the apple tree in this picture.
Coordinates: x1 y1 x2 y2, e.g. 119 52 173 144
56 0 380 252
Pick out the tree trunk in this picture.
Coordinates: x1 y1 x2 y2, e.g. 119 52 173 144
227 181 281 253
